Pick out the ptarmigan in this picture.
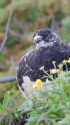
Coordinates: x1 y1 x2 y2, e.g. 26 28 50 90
17 28 70 94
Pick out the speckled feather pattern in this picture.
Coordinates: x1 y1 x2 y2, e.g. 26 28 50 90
17 41 70 89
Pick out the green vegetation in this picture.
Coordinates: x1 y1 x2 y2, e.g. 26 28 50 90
0 0 70 124
0 61 70 125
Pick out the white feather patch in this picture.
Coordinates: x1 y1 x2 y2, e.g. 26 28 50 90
18 76 52 97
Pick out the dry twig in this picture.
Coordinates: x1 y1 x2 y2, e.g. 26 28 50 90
0 4 15 53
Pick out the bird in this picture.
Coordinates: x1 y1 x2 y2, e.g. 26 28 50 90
17 28 70 94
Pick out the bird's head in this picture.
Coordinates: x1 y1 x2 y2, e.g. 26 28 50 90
33 28 60 48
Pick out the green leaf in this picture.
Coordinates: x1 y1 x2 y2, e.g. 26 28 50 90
2 91 11 112
36 115 45 125
0 103 2 115
0 8 9 24
17 101 33 112
26 114 43 125
59 90 69 102
0 0 8 7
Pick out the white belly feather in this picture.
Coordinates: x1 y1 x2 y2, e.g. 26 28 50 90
18 76 51 98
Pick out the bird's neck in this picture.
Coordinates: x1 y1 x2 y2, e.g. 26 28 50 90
36 39 61 49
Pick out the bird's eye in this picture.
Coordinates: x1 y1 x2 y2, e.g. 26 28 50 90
35 38 41 43
34 35 42 44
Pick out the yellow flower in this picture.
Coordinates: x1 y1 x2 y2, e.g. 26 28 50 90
39 66 44 70
32 79 43 90
52 61 56 64
33 84 37 90
58 63 63 68
67 57 70 63
50 69 58 74
36 79 43 87
62 60 67 64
